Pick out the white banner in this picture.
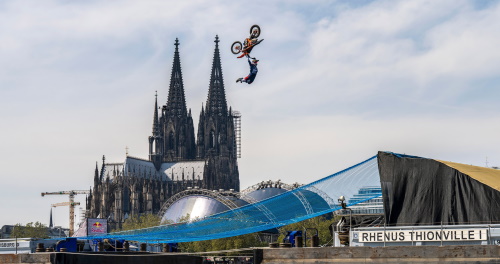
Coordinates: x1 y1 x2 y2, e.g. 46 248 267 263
358 229 488 242
73 220 88 237
0 241 31 254
0 241 30 249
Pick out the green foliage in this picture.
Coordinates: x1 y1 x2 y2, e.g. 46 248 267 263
176 213 192 223
277 214 340 246
112 213 340 250
10 222 49 238
179 233 267 253
115 214 162 232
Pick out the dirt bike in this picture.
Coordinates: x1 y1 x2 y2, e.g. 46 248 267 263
231 25 264 58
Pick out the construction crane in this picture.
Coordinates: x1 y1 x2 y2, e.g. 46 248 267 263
41 190 89 236
51 202 81 207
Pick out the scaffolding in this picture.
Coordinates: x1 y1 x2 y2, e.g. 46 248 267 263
232 110 242 158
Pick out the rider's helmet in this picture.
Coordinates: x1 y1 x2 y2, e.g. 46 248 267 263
252 59 259 64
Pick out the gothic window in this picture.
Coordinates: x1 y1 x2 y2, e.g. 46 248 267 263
139 193 144 213
169 131 175 149
123 187 131 213
209 130 215 149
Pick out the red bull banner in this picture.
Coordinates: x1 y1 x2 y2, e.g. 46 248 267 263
87 218 107 236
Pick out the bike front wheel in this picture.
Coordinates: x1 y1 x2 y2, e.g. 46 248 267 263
231 41 243 54
250 25 261 38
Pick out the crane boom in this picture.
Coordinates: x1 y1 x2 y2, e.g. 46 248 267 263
41 190 89 196
41 190 89 236
52 202 81 207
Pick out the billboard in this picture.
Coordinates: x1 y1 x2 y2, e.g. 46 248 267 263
0 238 59 254
0 239 31 254
86 219 107 236
357 228 488 243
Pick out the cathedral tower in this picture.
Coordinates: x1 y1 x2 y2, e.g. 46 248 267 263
197 36 240 191
149 38 196 166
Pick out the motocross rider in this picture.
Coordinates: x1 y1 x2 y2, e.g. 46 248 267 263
236 57 259 84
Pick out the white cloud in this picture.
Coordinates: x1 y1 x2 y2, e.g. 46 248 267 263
297 0 500 106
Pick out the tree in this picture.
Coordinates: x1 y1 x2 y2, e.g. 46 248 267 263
10 222 49 238
174 213 267 252
115 214 162 232
277 214 340 246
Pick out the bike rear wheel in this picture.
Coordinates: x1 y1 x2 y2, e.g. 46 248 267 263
250 25 261 38
231 41 243 54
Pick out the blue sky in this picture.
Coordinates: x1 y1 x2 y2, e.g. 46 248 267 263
0 0 499 230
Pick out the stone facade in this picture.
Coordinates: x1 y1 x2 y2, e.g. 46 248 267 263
87 36 239 229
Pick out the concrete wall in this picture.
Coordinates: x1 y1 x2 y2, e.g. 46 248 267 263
0 252 202 264
259 245 500 264
51 252 202 264
0 254 51 264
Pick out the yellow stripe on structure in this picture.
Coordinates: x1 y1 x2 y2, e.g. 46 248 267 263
436 160 500 192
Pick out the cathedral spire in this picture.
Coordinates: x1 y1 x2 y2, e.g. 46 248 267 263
149 91 162 167
205 35 228 116
166 38 187 116
49 208 53 228
94 162 99 185
156 38 196 163
152 91 159 135
100 155 105 181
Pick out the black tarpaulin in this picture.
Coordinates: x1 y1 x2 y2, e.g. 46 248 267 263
378 151 500 226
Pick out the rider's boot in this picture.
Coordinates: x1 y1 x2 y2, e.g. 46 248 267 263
236 78 243 83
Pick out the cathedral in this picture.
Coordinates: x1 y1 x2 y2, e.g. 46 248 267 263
87 36 240 229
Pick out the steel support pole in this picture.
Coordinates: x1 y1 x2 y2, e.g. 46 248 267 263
69 193 75 236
